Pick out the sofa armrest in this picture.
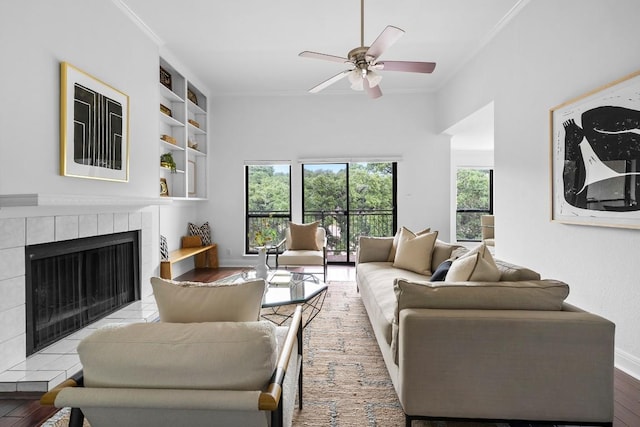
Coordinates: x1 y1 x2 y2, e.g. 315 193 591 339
356 236 394 264
397 308 615 423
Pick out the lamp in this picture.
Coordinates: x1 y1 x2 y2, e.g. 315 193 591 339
348 69 382 91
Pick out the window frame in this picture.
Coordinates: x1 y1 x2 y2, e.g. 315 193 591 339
244 164 292 254
455 168 494 242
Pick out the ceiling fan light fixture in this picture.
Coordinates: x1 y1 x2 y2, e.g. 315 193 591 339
348 69 364 91
366 70 382 87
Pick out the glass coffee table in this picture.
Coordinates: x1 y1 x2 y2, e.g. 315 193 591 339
218 269 328 327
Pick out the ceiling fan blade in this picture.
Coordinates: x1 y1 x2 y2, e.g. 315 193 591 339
366 25 405 60
299 51 350 64
364 79 382 99
309 70 352 93
375 60 436 73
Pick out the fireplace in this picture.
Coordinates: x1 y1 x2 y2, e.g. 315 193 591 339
25 231 140 355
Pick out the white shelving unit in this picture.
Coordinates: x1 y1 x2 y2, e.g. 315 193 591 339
159 57 208 200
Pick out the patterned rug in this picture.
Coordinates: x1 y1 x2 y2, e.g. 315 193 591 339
42 281 501 427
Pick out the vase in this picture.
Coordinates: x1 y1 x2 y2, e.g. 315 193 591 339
255 246 269 279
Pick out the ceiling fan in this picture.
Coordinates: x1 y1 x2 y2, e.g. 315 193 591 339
299 0 436 99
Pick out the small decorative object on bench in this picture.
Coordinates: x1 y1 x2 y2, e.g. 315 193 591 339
188 222 211 245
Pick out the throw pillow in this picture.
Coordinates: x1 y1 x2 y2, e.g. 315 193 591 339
188 222 211 245
392 228 438 275
288 221 320 250
445 243 501 282
430 260 452 281
387 226 431 262
150 277 265 322
357 236 394 263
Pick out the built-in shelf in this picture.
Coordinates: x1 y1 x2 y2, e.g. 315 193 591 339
159 57 208 200
160 139 185 151
0 194 173 208
160 112 184 127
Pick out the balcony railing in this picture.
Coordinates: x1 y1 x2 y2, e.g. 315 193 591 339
248 209 394 262
304 209 394 263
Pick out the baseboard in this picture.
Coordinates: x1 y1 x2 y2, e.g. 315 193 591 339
615 348 640 380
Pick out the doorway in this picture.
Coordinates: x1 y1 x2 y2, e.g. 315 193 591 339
302 162 397 264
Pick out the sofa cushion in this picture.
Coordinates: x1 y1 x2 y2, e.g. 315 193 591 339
356 262 431 346
358 236 394 263
430 240 464 272
392 229 438 275
390 278 571 363
496 259 541 281
445 243 501 282
288 221 320 250
151 277 265 322
387 227 431 262
79 320 278 390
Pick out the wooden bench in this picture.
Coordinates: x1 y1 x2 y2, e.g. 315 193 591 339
160 243 218 279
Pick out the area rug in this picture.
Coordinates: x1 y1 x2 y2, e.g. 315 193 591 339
42 281 501 427
290 281 501 427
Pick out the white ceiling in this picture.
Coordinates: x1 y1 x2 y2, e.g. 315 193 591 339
116 0 527 97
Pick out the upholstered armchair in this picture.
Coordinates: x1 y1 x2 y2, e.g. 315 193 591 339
41 280 304 427
480 214 495 247
275 222 327 279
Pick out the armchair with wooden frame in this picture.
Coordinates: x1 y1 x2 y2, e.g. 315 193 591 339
274 223 327 280
481 214 495 247
41 307 304 427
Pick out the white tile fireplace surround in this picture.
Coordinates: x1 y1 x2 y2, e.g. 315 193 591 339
0 210 158 392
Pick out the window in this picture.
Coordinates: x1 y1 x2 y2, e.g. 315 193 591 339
302 162 397 263
456 168 493 241
245 164 291 254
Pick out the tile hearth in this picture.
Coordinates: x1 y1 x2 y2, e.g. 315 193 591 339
0 296 158 393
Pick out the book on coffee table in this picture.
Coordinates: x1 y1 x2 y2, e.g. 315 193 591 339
269 271 292 286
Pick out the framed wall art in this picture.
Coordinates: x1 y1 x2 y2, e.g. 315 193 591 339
550 70 640 229
60 62 130 182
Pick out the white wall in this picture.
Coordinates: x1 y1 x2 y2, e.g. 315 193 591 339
436 0 640 378
0 0 156 198
0 1 202 278
206 93 451 265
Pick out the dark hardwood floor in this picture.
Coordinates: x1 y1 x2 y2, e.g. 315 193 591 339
2 268 638 427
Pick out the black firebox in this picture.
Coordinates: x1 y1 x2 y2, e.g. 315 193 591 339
25 231 140 355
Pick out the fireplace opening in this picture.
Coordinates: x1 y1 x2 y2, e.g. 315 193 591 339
25 231 140 356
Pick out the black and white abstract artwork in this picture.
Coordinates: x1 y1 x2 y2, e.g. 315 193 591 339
61 62 129 182
551 70 640 229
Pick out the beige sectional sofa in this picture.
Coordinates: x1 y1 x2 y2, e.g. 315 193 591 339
356 234 615 427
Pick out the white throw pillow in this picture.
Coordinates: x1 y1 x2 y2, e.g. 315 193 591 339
150 277 266 322
445 243 501 282
392 228 438 275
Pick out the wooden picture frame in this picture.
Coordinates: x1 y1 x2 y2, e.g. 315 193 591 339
60 62 129 182
159 66 172 90
160 178 169 197
550 70 640 229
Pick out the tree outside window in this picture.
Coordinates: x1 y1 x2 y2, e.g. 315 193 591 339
245 165 291 253
456 168 493 241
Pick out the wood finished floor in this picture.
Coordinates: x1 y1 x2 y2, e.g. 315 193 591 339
1 267 638 427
